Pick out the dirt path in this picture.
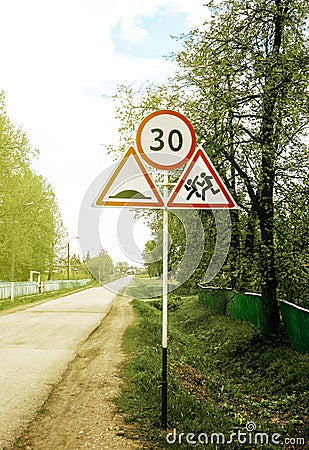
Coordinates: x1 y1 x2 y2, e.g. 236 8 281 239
11 294 144 450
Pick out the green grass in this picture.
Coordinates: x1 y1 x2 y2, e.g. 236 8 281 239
123 275 178 300
118 293 309 449
0 281 96 312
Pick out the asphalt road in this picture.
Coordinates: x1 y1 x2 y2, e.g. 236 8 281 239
0 277 132 450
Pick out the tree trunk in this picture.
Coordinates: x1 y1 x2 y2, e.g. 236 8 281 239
230 210 240 290
259 207 280 337
258 118 281 336
256 0 285 337
240 207 257 290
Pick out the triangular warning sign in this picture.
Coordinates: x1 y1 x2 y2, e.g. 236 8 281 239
95 147 164 208
167 148 237 209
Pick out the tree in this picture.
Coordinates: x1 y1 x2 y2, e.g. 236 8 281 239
0 91 66 281
275 176 309 308
66 254 90 280
110 0 309 336
143 239 163 278
116 261 129 273
173 0 309 335
87 251 113 282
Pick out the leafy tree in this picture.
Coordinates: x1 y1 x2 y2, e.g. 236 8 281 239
143 239 162 278
173 0 309 335
110 0 309 336
0 91 66 281
87 250 113 282
116 261 129 273
275 176 309 307
66 254 90 280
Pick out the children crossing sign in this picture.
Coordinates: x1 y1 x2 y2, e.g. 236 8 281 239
167 148 237 209
93 110 237 430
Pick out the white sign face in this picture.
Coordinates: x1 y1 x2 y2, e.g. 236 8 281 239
94 147 164 208
136 110 196 170
167 148 237 209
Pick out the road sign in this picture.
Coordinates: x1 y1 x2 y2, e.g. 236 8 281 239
167 148 237 209
94 147 164 208
92 110 237 431
136 110 196 170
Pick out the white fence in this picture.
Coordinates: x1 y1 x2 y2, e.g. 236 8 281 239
0 279 91 300
0 282 37 300
42 279 91 293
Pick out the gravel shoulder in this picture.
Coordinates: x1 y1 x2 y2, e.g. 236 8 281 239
10 293 144 450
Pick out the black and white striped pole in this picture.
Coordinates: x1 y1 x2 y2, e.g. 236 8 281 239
162 172 169 430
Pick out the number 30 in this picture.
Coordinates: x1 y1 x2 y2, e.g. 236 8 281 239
150 128 183 152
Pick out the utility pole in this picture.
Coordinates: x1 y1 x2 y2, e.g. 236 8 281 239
67 236 79 280
10 223 15 301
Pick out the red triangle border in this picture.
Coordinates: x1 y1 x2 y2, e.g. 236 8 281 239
167 149 237 209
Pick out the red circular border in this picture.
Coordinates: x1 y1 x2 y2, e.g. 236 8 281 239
136 110 196 170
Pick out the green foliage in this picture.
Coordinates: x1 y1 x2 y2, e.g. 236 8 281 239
0 91 66 281
143 239 163 278
275 178 309 307
124 275 178 299
177 0 309 324
110 0 309 332
118 295 309 449
85 250 113 283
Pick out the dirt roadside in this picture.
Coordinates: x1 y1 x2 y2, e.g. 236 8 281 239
10 294 146 450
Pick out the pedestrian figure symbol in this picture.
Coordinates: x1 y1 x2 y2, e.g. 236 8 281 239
184 172 220 201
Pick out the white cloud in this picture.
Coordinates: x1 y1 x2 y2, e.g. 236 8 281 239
119 16 148 43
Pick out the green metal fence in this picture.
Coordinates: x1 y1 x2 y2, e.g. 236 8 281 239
198 285 309 354
196 286 229 314
280 300 309 354
226 292 263 329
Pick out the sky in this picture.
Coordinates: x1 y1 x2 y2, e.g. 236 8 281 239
0 0 207 264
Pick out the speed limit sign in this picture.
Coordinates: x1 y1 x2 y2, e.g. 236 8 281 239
136 110 196 170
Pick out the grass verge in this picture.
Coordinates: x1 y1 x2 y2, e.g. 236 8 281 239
118 294 309 449
0 281 98 313
124 275 178 300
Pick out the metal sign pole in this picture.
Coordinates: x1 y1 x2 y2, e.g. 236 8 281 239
93 108 236 432
162 172 169 430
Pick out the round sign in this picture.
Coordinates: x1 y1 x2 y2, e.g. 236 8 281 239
136 110 196 170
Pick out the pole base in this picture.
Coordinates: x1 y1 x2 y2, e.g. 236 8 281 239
161 346 168 429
